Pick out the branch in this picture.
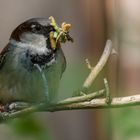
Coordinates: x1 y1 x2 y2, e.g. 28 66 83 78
0 89 105 121
1 39 139 121
0 39 116 122
2 94 140 122
57 89 105 105
82 40 113 91
50 94 140 111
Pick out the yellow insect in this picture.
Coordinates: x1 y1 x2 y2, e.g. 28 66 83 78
49 16 73 50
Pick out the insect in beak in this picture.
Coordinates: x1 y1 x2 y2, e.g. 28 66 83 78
49 16 73 50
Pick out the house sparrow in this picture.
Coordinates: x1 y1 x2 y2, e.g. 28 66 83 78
0 17 72 109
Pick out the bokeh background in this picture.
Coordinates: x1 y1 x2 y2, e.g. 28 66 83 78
0 0 140 140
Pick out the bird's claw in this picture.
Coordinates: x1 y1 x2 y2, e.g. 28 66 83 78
0 104 5 112
8 102 31 111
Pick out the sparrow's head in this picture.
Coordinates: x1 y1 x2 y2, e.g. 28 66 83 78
10 18 56 48
9 17 72 67
10 17 73 48
9 18 62 67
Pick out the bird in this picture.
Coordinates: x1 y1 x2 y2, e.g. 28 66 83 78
0 17 72 110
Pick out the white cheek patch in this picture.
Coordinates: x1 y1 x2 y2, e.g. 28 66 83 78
10 38 56 68
10 34 51 55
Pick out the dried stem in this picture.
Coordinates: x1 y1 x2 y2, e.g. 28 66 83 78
57 89 105 105
82 40 113 91
50 94 140 111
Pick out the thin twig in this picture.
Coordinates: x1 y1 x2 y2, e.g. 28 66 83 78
57 89 105 105
48 94 140 111
85 59 92 70
104 78 111 104
0 106 37 122
82 40 113 91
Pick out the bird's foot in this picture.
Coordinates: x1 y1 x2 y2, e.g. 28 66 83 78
7 102 32 112
0 104 5 112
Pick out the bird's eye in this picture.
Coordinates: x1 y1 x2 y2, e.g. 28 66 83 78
31 24 36 28
36 25 42 31
31 24 42 32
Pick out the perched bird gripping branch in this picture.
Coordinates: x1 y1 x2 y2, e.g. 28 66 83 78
0 16 73 111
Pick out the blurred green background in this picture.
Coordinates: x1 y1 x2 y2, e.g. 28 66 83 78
0 0 140 140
